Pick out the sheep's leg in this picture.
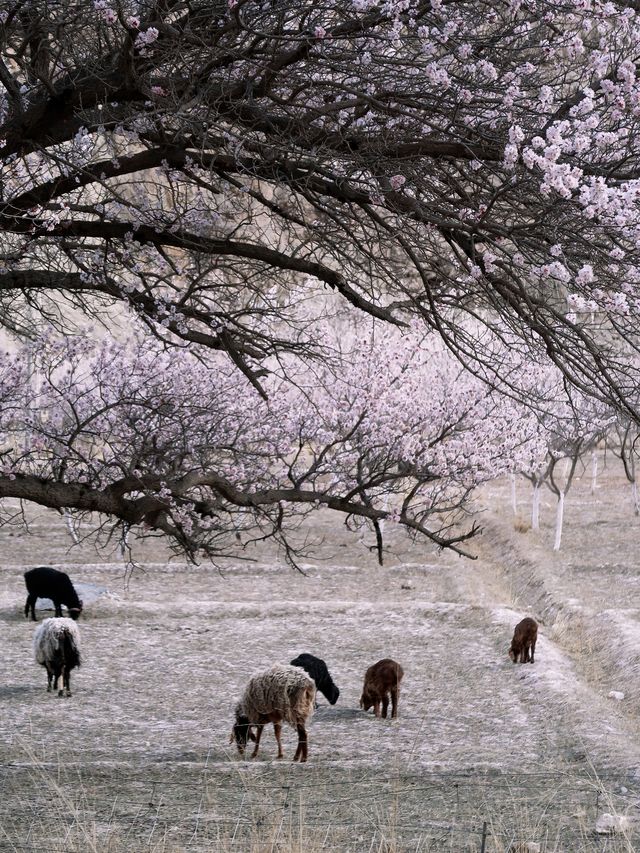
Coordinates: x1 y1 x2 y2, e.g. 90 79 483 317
381 695 389 719
46 665 53 692
25 594 37 621
53 666 66 697
391 687 399 719
63 668 71 697
530 639 536 664
374 700 381 718
273 723 284 759
250 725 263 759
293 724 308 762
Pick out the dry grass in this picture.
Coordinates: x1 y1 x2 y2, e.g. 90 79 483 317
2 742 638 852
513 517 531 534
2 459 640 850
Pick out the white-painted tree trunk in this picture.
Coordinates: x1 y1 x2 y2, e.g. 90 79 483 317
591 450 598 495
377 492 391 539
632 481 640 516
553 491 565 551
510 473 517 514
64 510 80 545
532 483 541 530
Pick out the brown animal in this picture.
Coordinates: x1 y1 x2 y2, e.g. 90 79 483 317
509 617 538 664
359 658 404 718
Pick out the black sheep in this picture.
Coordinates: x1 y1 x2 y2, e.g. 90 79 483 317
24 566 83 622
290 653 340 705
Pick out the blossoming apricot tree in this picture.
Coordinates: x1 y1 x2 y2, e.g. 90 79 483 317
0 326 545 561
1 0 639 557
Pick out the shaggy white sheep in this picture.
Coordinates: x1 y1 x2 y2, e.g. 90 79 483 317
33 617 81 697
231 664 316 762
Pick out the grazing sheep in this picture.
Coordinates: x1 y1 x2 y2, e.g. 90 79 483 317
509 617 538 664
290 653 340 705
33 617 81 697
24 566 83 622
360 658 404 719
231 664 316 762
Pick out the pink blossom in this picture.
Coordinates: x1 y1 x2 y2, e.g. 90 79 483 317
575 264 594 285
503 143 518 169
135 27 159 51
389 174 406 190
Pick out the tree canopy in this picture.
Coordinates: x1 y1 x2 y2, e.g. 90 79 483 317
1 0 640 561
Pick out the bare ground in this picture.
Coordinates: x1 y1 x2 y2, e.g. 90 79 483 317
1 458 640 851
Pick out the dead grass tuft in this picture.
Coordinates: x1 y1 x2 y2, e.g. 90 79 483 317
513 517 531 534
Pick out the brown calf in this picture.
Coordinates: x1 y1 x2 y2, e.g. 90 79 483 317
359 658 404 719
509 617 538 664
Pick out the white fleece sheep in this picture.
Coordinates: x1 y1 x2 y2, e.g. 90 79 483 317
33 617 81 697
231 664 316 762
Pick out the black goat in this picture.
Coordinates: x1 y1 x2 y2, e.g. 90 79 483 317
24 566 83 622
290 653 340 705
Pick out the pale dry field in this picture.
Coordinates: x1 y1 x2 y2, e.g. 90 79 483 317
1 455 640 851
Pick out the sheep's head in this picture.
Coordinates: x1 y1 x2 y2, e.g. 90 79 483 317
508 646 517 663
325 682 340 705
318 678 340 705
359 689 373 712
230 705 253 755
68 604 82 621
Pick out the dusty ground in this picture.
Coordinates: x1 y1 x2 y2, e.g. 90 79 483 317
1 457 640 852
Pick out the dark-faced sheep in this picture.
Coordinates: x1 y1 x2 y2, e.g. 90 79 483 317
290 653 340 705
360 658 404 719
231 664 316 762
24 566 83 622
33 617 81 697
509 617 538 664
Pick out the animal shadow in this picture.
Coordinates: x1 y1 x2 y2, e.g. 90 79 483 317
0 684 39 699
